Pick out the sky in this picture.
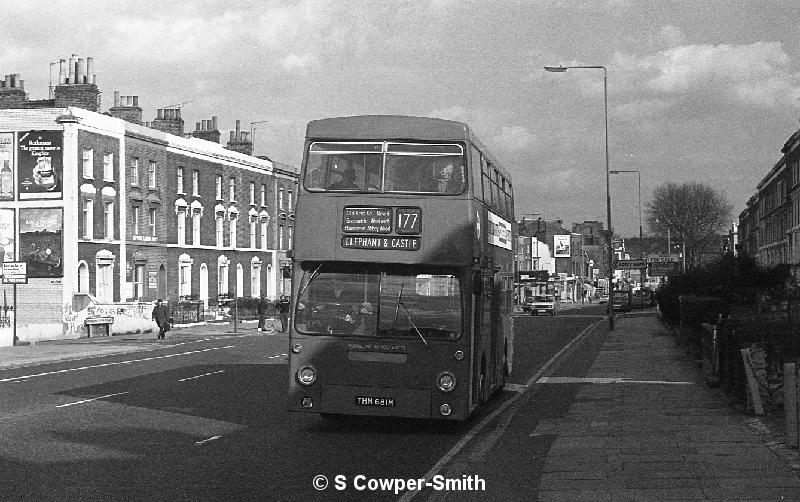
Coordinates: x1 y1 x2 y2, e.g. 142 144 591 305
2 0 800 237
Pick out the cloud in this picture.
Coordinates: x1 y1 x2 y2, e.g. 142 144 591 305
490 126 537 153
659 25 686 47
613 41 800 108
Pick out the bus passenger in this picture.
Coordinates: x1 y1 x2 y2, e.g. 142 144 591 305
326 167 359 190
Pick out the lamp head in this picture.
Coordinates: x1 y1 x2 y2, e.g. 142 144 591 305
544 66 568 73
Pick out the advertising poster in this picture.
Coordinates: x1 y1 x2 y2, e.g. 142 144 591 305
0 133 13 201
0 209 15 268
17 130 62 200
19 208 63 278
554 234 571 258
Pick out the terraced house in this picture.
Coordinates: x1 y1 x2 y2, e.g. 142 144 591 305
0 56 297 344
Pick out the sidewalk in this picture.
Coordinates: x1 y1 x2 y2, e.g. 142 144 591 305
0 317 283 371
531 314 800 501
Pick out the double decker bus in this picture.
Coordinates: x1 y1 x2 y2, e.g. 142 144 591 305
287 115 515 420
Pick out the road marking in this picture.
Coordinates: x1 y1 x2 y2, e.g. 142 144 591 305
195 435 222 445
178 370 225 382
537 376 694 385
503 383 529 392
56 391 129 408
399 320 602 502
0 346 236 383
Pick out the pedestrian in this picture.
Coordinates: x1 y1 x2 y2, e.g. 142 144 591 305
257 295 270 331
152 299 170 340
276 295 291 332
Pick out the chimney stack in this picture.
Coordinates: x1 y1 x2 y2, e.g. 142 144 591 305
108 90 143 125
191 115 221 144
150 107 185 136
225 119 254 156
53 54 101 111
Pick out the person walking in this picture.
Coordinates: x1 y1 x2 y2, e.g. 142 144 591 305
152 299 170 340
276 295 291 333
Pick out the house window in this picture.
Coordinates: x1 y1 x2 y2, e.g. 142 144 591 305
229 177 236 202
177 209 186 245
148 161 157 189
250 219 257 248
103 201 114 239
130 157 139 185
192 211 201 245
179 255 192 297
192 170 199 196
215 175 222 200
103 153 113 181
82 199 93 239
279 188 284 210
288 225 293 250
218 260 229 295
260 184 266 206
260 220 268 249
249 181 255 205
278 224 284 250
288 190 293 209
134 264 145 300
229 215 237 248
177 167 185 194
82 148 93 179
216 214 224 247
132 205 140 235
149 208 156 236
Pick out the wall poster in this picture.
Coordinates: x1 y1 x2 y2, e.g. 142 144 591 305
0 209 15 268
17 130 62 200
19 208 63 278
0 133 13 201
554 234 571 258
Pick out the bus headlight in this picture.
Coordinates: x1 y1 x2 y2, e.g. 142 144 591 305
292 343 302 354
436 371 456 392
440 403 452 416
297 366 317 386
454 350 464 361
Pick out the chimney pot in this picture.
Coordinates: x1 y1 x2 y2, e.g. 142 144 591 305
212 116 218 131
230 131 235 141
196 121 201 131
157 109 163 119
113 91 120 107
86 57 94 83
68 56 75 84
133 96 138 107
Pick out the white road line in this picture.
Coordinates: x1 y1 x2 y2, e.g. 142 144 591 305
537 376 694 385
194 435 222 445
178 370 225 382
56 391 129 408
399 320 602 502
0 346 236 383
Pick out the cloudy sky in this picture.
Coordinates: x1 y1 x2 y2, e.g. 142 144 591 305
2 0 800 236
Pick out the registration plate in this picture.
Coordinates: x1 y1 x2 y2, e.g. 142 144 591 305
355 396 396 407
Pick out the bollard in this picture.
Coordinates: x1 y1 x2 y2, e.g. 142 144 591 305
785 363 798 448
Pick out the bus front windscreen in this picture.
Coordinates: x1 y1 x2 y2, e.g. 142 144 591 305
303 142 465 194
294 263 462 341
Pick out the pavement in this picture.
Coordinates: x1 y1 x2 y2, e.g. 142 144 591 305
0 317 285 370
2 310 800 500
529 314 800 501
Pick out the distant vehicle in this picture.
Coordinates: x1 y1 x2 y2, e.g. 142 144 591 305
632 289 654 309
598 293 609 304
523 295 557 316
612 290 632 312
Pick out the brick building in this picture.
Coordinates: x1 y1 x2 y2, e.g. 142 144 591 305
0 56 297 344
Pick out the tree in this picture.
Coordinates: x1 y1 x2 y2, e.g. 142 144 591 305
645 181 732 270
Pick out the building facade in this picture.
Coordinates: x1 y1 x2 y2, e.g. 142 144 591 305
0 106 296 343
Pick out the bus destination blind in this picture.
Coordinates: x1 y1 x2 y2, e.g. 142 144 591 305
342 206 421 251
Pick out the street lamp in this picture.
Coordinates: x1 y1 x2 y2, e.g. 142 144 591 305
610 169 643 284
545 64 614 330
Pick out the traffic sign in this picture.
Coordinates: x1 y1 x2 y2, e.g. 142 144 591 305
614 259 647 269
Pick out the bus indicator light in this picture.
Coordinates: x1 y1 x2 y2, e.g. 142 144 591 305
292 343 303 354
439 404 452 416
454 350 464 361
302 397 313 408
297 366 317 386
437 371 456 392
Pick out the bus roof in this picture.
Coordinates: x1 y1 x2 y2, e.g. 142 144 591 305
305 115 512 183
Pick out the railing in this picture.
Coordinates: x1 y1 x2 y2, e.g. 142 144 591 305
170 301 204 324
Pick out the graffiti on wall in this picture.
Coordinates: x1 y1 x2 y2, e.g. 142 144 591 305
63 300 155 336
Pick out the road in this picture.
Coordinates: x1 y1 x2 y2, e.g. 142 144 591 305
0 307 609 501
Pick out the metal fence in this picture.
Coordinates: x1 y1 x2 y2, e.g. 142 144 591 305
170 301 204 324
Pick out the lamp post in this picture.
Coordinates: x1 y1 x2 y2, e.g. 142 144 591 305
610 169 643 285
545 64 614 330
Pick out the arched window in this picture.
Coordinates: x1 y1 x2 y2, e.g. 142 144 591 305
178 253 193 298
77 261 89 293
250 257 261 298
95 250 115 303
217 255 229 295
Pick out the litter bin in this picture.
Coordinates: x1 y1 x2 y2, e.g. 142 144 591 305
85 316 114 337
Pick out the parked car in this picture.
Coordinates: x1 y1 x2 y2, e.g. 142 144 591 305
597 293 609 304
632 289 654 309
523 294 557 316
612 290 632 313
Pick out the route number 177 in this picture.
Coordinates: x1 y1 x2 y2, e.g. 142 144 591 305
395 208 421 235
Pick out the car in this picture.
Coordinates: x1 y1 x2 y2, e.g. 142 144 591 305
597 294 609 304
523 294 557 316
612 290 632 312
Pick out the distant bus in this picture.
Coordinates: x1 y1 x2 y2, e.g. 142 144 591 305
287 115 515 420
